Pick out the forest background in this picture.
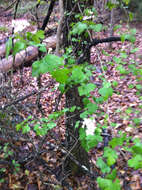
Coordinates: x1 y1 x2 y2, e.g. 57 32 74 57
0 0 142 189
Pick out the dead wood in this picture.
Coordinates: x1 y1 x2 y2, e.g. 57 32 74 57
0 28 57 57
0 35 56 73
0 43 7 58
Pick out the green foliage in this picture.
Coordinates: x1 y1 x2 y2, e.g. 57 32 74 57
0 143 19 179
128 155 142 169
96 158 111 174
70 21 102 37
98 82 113 100
5 30 45 59
103 147 118 166
78 83 96 96
26 30 45 44
6 37 12 59
127 142 142 169
12 160 20 173
97 177 121 190
79 127 102 152
13 40 26 56
109 134 126 148
16 114 57 136
120 29 136 43
6 1 142 189
0 143 13 159
51 68 70 84
88 23 102 32
70 22 88 35
32 54 64 77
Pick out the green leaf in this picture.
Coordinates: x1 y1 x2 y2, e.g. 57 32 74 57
16 123 22 131
22 124 30 134
78 83 96 96
128 84 134 89
116 65 128 74
97 177 121 190
89 24 102 32
129 12 133 21
31 34 40 43
70 67 86 83
86 102 98 114
39 45 47 52
96 158 111 174
83 97 90 106
75 121 80 128
47 122 56 130
79 127 87 149
113 25 122 31
58 84 65 93
51 68 70 83
123 0 130 5
112 81 118 87
80 111 89 119
109 136 125 148
13 41 26 56
128 155 142 169
103 147 117 166
32 60 42 77
70 106 76 112
113 56 121 64
107 1 117 10
120 52 127 59
79 127 86 141
130 28 136 35
36 30 45 39
44 54 64 71
130 48 139 53
6 37 12 59
34 124 46 136
33 43 47 52
133 118 141 125
107 156 116 167
32 54 64 77
86 134 102 150
136 84 142 90
131 143 142 155
106 169 117 180
121 33 136 43
125 108 132 114
99 86 113 100
71 22 88 35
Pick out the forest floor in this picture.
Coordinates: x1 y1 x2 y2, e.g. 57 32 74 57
0 1 142 190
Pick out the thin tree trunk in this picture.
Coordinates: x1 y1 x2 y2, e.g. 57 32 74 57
63 0 93 176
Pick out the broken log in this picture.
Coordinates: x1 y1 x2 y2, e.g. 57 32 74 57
0 28 57 57
0 43 7 58
0 35 56 73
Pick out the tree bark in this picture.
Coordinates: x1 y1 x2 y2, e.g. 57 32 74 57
63 0 93 176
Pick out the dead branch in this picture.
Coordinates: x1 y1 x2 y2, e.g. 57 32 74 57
0 81 54 110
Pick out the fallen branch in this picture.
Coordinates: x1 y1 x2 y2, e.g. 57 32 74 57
77 36 127 64
0 81 54 110
0 28 57 57
0 35 56 72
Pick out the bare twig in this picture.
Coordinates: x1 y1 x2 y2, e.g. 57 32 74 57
0 82 53 110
